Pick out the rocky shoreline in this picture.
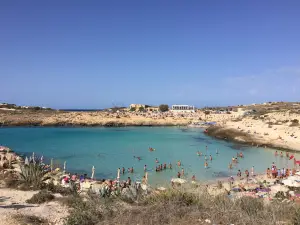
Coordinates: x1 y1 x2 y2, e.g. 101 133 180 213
205 125 298 152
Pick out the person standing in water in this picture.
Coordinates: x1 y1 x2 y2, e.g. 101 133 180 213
210 155 213 161
169 163 172 169
181 168 184 176
177 172 181 178
177 160 181 166
144 165 147 172
280 152 283 157
251 166 254 176
155 158 159 163
204 161 208 169
216 149 219 154
275 151 278 156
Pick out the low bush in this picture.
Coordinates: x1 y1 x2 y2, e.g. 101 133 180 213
63 187 300 225
44 181 76 196
14 214 48 225
26 190 55 204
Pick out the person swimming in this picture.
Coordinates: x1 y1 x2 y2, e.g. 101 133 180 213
204 161 208 169
197 151 200 156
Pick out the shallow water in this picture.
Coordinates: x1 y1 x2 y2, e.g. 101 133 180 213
0 127 297 186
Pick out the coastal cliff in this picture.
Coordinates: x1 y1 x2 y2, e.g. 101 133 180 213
0 110 191 127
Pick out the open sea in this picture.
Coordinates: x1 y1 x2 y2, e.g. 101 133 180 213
0 127 297 186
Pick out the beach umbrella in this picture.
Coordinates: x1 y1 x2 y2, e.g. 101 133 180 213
40 155 43 164
63 161 66 174
25 157 29 165
91 166 95 179
145 172 148 184
117 168 120 181
32 152 35 164
50 158 53 172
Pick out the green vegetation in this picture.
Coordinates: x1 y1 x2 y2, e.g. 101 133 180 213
159 104 169 112
130 107 136 111
20 163 49 189
26 190 55 204
138 106 145 112
62 188 300 225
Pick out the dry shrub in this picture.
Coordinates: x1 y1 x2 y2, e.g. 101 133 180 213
44 181 75 196
26 190 55 204
63 188 300 225
14 214 48 225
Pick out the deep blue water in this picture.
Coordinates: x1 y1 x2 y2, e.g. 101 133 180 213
0 127 295 186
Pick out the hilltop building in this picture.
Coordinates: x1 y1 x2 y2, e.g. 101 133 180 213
129 104 159 112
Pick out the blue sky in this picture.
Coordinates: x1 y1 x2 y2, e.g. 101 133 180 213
1 1 300 109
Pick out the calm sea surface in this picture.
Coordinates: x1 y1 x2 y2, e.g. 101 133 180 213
0 127 296 186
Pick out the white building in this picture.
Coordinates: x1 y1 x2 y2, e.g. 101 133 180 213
171 105 195 113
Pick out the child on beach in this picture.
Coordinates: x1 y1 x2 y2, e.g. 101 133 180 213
192 175 196 181
266 168 271 178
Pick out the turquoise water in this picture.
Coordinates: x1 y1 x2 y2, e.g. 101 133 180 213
0 127 297 186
